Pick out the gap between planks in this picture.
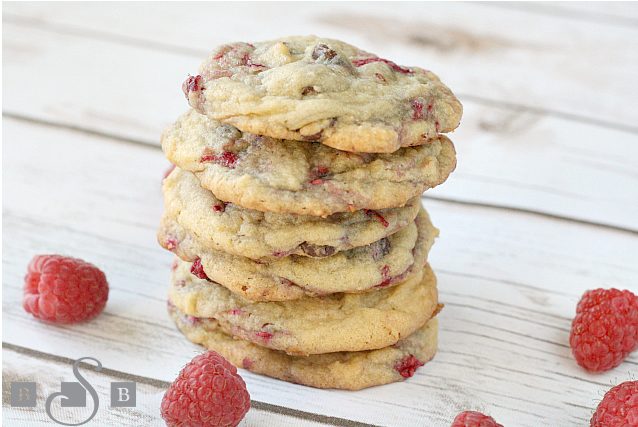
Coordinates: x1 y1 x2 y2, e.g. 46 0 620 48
4 111 637 237
3 12 638 137
2 342 377 427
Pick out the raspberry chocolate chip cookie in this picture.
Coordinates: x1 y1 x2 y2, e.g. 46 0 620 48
170 258 438 356
158 208 437 301
162 110 456 216
169 303 438 390
164 168 421 260
182 36 462 153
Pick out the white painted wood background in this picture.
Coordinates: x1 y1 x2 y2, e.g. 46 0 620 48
2 2 637 426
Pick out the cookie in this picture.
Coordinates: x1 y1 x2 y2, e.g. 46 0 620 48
169 304 438 390
162 110 456 216
163 168 421 260
159 208 437 301
182 36 462 153
170 258 438 355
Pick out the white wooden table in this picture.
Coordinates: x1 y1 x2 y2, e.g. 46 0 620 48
3 2 637 426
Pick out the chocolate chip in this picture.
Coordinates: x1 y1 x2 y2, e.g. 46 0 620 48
370 238 391 261
300 242 336 257
302 131 323 141
312 44 337 61
301 86 317 96
217 124 242 140
311 43 350 68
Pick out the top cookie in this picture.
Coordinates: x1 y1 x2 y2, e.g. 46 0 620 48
183 35 462 153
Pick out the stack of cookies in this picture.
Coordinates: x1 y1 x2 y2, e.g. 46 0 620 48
158 36 462 390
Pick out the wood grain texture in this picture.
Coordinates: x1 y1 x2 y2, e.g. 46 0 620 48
4 1 638 128
2 346 333 427
490 2 638 27
3 2 638 426
3 17 638 230
3 117 637 426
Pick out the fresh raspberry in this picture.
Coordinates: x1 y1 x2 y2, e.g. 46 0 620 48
394 355 424 378
451 411 503 427
591 381 638 427
23 255 108 324
161 351 250 427
190 258 210 281
569 288 638 372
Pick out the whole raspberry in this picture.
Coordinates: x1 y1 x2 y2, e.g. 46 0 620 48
591 381 638 427
451 411 503 427
23 255 108 323
569 288 638 372
161 351 250 427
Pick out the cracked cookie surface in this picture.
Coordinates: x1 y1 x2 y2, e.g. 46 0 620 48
183 35 462 153
170 258 438 355
158 208 437 301
163 168 421 260
162 110 456 216
169 304 438 390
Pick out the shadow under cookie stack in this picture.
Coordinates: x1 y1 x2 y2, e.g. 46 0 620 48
158 36 462 390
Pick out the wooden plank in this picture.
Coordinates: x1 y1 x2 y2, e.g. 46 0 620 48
3 23 638 230
4 1 638 129
491 2 638 26
3 117 637 426
2 346 331 426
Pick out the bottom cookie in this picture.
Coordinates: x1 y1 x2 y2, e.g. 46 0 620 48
169 304 438 390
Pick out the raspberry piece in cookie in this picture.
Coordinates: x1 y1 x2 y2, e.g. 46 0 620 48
23 255 108 323
190 257 210 281
394 355 424 378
